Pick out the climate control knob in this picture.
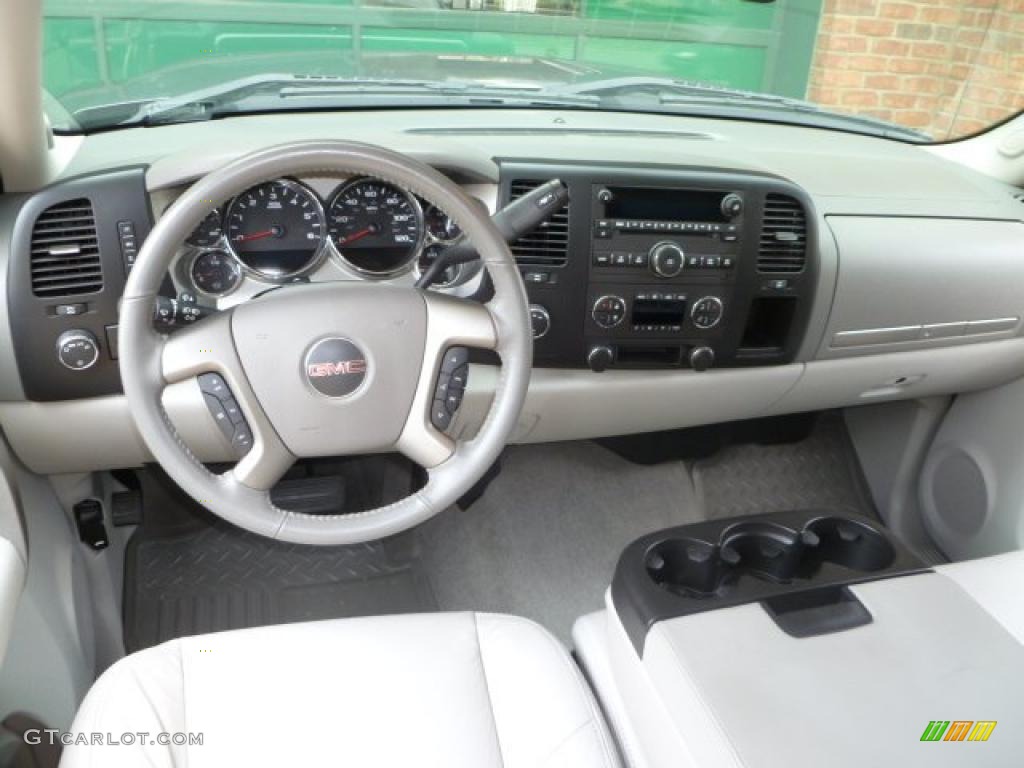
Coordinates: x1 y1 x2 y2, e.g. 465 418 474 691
587 345 615 373
592 295 626 329
56 330 100 371
529 304 551 339
649 241 685 278
691 297 724 330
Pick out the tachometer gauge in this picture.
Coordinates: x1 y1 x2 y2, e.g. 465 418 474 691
423 204 461 243
225 180 325 279
191 249 241 296
186 209 224 248
329 179 423 275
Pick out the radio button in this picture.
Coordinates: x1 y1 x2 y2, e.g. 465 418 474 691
593 252 611 266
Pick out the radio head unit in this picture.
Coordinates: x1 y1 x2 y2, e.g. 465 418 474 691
601 187 738 223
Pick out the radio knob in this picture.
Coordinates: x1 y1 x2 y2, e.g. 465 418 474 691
587 345 614 373
56 329 100 371
649 242 685 278
597 188 614 204
529 304 551 339
721 193 744 218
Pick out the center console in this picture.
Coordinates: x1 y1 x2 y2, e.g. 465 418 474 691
500 163 817 372
573 514 1024 768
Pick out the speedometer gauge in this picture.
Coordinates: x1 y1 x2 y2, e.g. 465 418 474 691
329 180 423 275
225 179 325 279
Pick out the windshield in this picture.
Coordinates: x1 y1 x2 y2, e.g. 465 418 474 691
42 0 1023 141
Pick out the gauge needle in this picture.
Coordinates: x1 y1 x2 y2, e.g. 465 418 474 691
338 227 375 245
235 229 275 243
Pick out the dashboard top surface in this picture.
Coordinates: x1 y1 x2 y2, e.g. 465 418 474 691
55 109 1022 222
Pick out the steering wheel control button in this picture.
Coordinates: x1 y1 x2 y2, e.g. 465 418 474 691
232 423 254 453
691 296 724 330
441 346 469 373
56 330 100 371
432 348 470 430
198 375 254 457
449 364 469 390
304 337 368 398
203 393 235 440
592 295 626 329
222 397 244 424
198 372 229 398
431 402 452 430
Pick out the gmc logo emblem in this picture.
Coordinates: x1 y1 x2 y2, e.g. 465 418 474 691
304 337 369 398
307 359 367 378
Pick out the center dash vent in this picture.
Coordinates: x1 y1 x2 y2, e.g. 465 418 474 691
30 198 103 297
1012 191 1024 205
508 180 570 268
757 194 807 274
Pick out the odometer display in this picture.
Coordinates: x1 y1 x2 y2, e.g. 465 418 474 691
225 180 325 278
329 180 422 275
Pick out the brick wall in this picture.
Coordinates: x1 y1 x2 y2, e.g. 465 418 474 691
807 0 1024 139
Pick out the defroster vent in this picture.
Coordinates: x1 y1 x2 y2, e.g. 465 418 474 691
757 194 807 274
509 180 570 267
30 198 103 297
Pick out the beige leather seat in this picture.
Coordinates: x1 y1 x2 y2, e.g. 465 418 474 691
61 612 621 768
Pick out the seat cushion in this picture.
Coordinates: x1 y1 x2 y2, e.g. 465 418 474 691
60 612 620 768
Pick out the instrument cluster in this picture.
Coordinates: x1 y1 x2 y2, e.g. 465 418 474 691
181 176 468 297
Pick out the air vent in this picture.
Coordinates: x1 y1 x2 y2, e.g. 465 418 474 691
508 180 570 268
757 194 807 274
1013 191 1024 205
30 198 103 297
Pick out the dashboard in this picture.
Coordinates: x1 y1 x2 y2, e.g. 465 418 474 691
1 108 1023 473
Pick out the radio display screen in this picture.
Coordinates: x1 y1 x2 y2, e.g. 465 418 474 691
631 298 687 326
605 188 727 222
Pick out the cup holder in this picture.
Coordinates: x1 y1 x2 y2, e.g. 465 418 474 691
617 511 926 652
802 517 895 574
645 538 730 597
645 515 897 597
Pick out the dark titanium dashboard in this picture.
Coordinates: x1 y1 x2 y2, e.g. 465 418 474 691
1 109 1023 474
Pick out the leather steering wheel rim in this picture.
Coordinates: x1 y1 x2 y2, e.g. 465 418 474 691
120 141 532 545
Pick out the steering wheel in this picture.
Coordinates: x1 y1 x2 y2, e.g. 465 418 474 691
120 141 531 545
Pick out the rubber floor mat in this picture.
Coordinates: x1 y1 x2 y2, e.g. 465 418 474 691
692 412 878 521
124 523 435 652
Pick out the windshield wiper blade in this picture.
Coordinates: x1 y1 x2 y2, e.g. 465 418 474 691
123 74 597 127
545 76 929 141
